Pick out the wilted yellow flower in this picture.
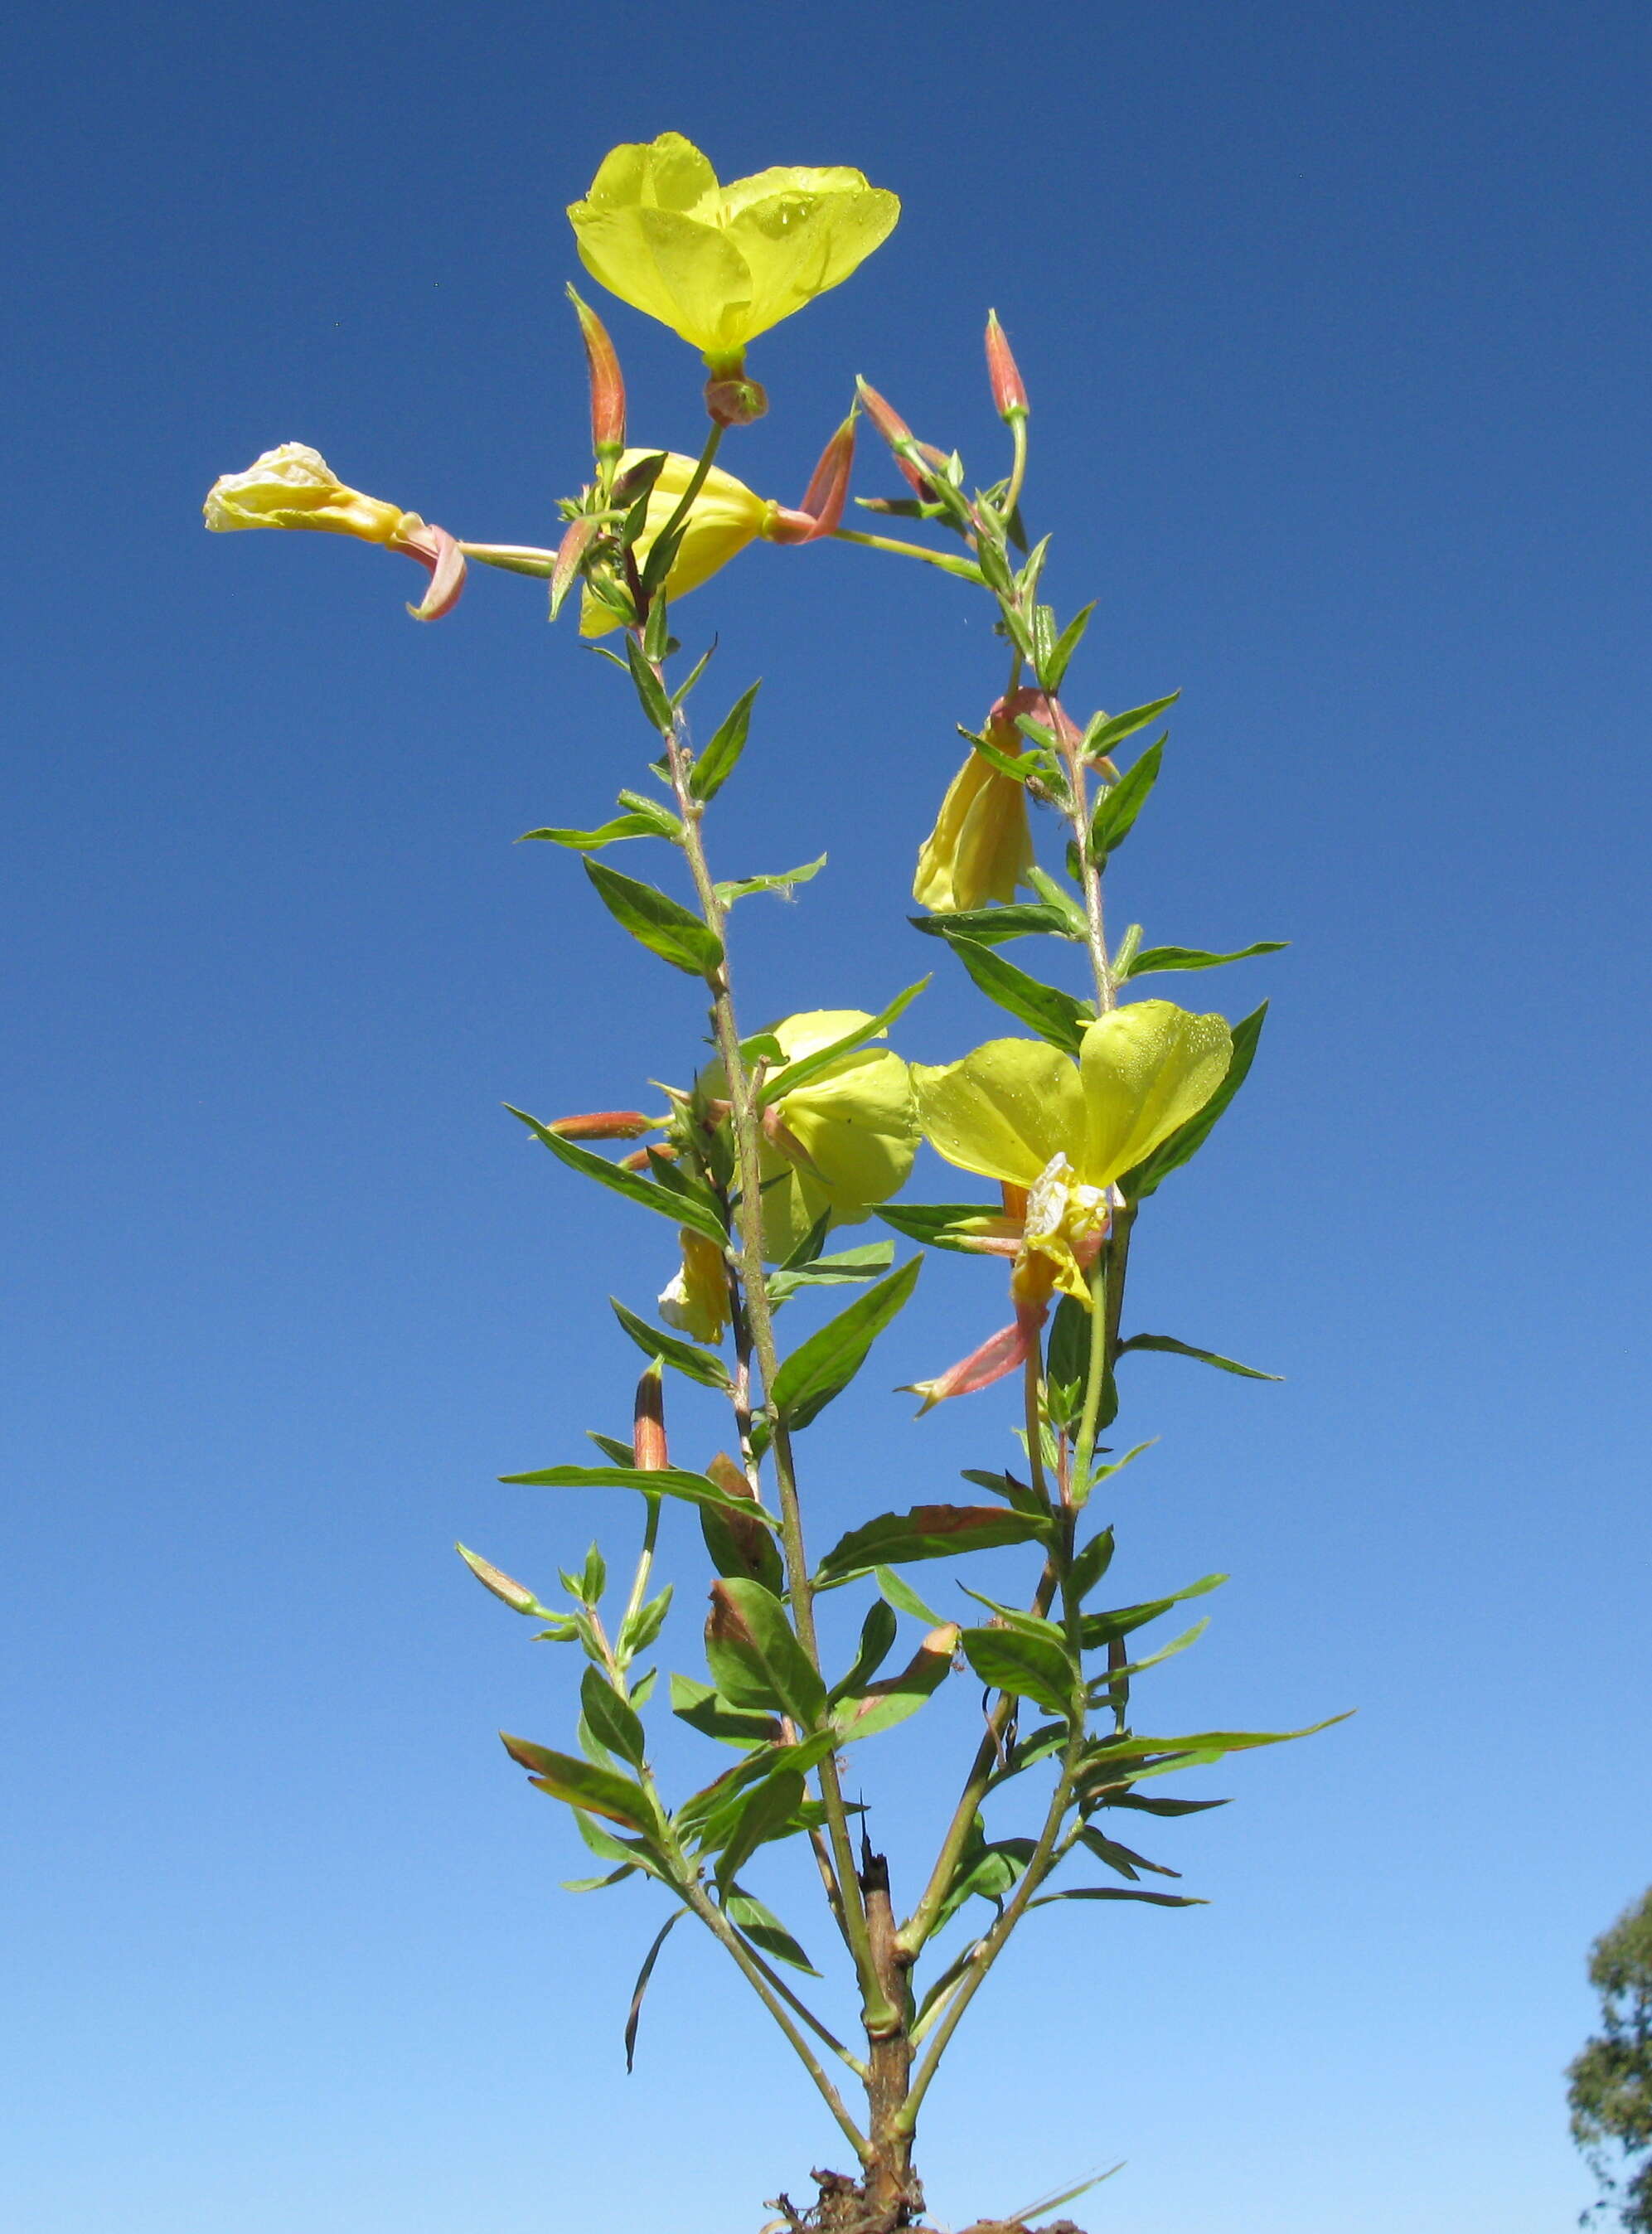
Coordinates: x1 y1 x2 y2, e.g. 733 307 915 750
904 1002 1232 1407
568 133 899 366
658 1225 730 1345
581 448 769 637
700 1010 919 1260
203 443 409 542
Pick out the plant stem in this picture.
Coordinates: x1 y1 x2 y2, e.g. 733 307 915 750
829 526 986 580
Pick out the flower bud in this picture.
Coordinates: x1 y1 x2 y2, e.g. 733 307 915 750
985 309 1028 420
568 285 626 459
855 379 938 499
547 1109 654 1140
456 1542 545 1615
763 412 857 545
632 1360 668 1471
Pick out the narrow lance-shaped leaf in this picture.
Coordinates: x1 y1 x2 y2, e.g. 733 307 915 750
770 1257 923 1430
939 935 1091 1054
580 1663 647 1769
712 1767 807 1891
623 633 676 734
1123 940 1288 978
876 1201 1015 1256
816 1505 1051 1587
507 1103 727 1245
723 1888 819 1975
961 1621 1077 1719
755 978 929 1109
519 812 677 851
909 901 1077 947
499 1733 660 1834
1117 1331 1282 1381
1088 736 1165 860
624 1908 686 2072
833 1623 962 1742
689 680 761 802
501 1459 779 1530
875 1565 944 1626
584 857 724 978
715 855 827 905
1082 691 1181 758
610 1296 732 1389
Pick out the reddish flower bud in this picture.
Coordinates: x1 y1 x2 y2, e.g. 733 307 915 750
985 309 1028 421
548 513 599 622
547 1109 654 1140
704 371 769 427
398 521 467 622
855 378 937 499
568 285 626 459
632 1361 668 1472
763 412 857 545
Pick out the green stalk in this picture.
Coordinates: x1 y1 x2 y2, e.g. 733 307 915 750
829 526 986 580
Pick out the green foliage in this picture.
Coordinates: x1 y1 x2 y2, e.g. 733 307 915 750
936 934 1092 1052
816 1504 1051 1586
1569 1886 1652 2231
770 1257 922 1429
583 856 724 976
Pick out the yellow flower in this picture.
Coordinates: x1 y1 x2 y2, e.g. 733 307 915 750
700 1010 920 1260
568 133 899 366
203 443 409 542
581 448 769 637
903 1003 1231 1408
913 742 1033 912
658 1226 730 1345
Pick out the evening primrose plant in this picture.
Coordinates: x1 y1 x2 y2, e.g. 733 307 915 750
204 130 1337 2234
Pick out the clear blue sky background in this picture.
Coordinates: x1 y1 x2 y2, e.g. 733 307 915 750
4 4 1649 2230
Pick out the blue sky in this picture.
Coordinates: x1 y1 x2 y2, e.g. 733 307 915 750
4 3 1650 2230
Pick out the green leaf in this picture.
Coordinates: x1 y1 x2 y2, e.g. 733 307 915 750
508 1102 727 1245
910 902 1076 947
941 937 1091 1054
1101 1791 1233 1818
958 1467 1046 1517
1040 599 1096 692
876 1201 1010 1256
1078 1573 1226 1652
500 1734 658 1833
1122 1001 1267 1199
1123 940 1287 978
618 1584 673 1660
875 1565 944 1626
1087 1617 1211 1688
713 1767 807 1890
715 855 826 905
724 1888 819 1975
501 1460 779 1530
817 1505 1050 1587
681 1732 838 1845
961 1621 1077 1718
689 681 761 801
827 1600 899 1704
670 638 718 710
1069 1528 1117 1603
767 1240 896 1305
1074 1715 1351 1797
609 1296 731 1389
705 1577 829 1728
1082 691 1181 759
519 812 676 851
1088 738 1164 861
832 1625 960 1741
668 1673 778 1750
583 858 724 978
770 1258 922 1430
561 1863 638 1894
580 1665 647 1769
757 980 928 1108
623 634 676 734
1028 1886 1205 1910
1117 1331 1281 1382
624 1908 686 2072
1076 1824 1181 1881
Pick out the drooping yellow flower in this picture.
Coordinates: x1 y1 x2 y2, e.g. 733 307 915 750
700 1010 920 1260
204 443 409 541
913 741 1033 912
904 1002 1232 1407
658 1225 730 1345
568 133 899 366
580 448 770 637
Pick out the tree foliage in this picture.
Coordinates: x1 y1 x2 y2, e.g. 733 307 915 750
1571 1886 1652 2229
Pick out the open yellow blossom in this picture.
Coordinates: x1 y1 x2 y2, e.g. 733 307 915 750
700 1010 919 1260
905 1002 1232 1407
581 448 769 637
204 443 409 541
568 133 899 366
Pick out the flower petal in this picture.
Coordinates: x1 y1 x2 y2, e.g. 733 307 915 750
912 1039 1085 1189
1078 1001 1233 1186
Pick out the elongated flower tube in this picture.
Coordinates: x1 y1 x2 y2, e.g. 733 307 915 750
580 439 858 636
567 133 899 371
905 1002 1232 1407
699 1010 919 1260
203 443 467 620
